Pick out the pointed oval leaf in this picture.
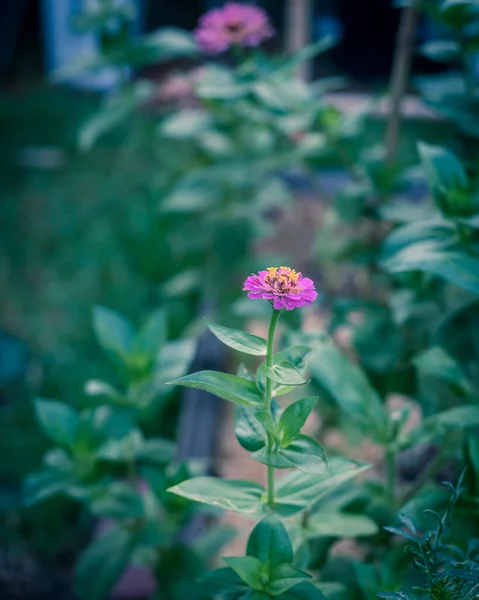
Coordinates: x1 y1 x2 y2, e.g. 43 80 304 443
279 435 328 475
274 458 371 516
224 556 264 591
266 563 311 596
242 592 271 600
304 511 379 538
84 380 125 404
205 318 267 356
75 526 136 600
202 567 249 596
382 243 479 295
279 397 318 446
251 446 295 470
93 306 135 361
266 361 309 386
279 581 329 599
235 405 267 452
247 516 293 567
308 336 387 442
257 346 312 397
168 477 264 515
167 370 263 407
132 308 167 358
418 141 468 214
34 398 79 447
413 346 472 395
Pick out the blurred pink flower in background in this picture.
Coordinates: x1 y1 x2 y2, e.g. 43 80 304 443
194 2 275 55
243 266 317 311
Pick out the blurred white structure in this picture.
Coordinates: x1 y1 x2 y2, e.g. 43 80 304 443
40 0 143 90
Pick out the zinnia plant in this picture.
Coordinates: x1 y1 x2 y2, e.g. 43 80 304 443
194 2 275 55
167 267 370 599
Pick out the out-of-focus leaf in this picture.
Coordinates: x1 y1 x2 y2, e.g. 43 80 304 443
159 109 212 139
303 512 379 538
413 346 472 395
419 40 459 61
382 241 479 294
93 306 135 364
398 405 479 449
34 398 79 447
75 525 137 600
418 141 468 215
78 82 152 151
308 335 387 441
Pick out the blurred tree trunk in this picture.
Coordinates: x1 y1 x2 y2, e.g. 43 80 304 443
284 0 312 80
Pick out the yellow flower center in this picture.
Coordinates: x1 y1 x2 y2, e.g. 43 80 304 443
265 266 300 293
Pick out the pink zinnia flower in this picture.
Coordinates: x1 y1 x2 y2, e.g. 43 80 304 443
243 266 318 311
194 2 275 55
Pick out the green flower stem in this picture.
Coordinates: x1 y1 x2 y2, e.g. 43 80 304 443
265 308 282 506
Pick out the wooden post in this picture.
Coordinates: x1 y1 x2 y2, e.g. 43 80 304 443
385 3 419 164
284 0 313 80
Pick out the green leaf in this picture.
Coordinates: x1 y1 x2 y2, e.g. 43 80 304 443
34 398 79 447
135 437 176 465
377 593 413 600
169 461 369 518
266 563 311 596
205 318 268 356
247 516 293 567
308 336 387 442
419 40 459 61
168 477 264 515
167 370 263 407
418 141 468 214
278 436 328 475
383 242 479 295
274 458 371 517
202 567 249 596
224 556 265 591
75 525 136 600
303 511 379 538
276 36 335 75
235 405 267 452
192 524 237 562
253 437 328 475
159 109 212 139
160 177 221 214
23 461 76 506
279 581 329 599
380 219 455 257
242 592 271 600
84 380 126 405
86 482 145 519
413 346 472 395
131 308 167 361
265 361 309 386
77 83 152 151
93 306 135 363
252 446 296 470
96 429 143 462
279 397 318 446
257 346 312 397
398 405 479 450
